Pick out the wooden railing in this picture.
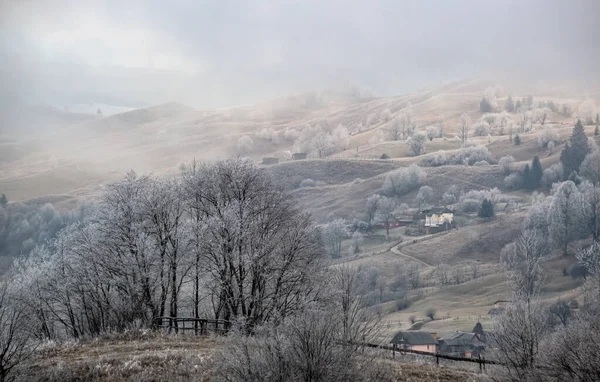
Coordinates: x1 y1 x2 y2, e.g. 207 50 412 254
152 317 231 335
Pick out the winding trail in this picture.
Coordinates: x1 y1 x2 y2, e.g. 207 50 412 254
390 231 453 268
390 245 432 268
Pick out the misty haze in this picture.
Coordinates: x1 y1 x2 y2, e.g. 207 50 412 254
0 1 600 381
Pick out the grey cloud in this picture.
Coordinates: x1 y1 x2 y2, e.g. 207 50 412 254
1 0 599 109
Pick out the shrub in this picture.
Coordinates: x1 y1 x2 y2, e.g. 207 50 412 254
473 122 490 136
395 298 410 312
425 308 436 320
514 134 521 145
568 263 588 279
538 127 559 149
542 163 564 188
380 153 391 159
473 160 490 166
504 172 524 189
419 150 449 167
409 315 416 324
452 146 494 166
381 164 427 196
499 155 515 174
457 188 504 213
299 178 317 188
419 146 493 167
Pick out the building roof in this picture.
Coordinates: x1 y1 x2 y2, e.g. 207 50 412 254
422 207 453 214
439 331 486 347
439 332 475 346
391 331 437 345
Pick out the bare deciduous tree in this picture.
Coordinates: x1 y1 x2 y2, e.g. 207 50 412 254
376 196 396 235
459 113 471 148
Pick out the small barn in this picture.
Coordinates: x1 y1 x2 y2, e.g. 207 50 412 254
262 157 279 165
292 152 307 160
390 331 438 354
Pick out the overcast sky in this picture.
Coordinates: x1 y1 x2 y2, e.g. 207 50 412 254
1 0 598 109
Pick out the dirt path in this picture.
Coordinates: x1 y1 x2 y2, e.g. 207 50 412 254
390 231 453 268
390 245 433 268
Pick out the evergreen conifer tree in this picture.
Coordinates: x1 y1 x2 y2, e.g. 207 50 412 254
505 95 515 112
515 99 522 111
523 164 532 189
478 199 495 219
531 156 543 189
514 134 521 146
561 119 590 177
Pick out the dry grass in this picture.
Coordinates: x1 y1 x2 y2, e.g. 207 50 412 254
17 332 220 382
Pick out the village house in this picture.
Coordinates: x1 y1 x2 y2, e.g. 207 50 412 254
422 207 454 233
390 331 438 354
438 323 488 358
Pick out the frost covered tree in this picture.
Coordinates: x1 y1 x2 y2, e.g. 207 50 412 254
324 219 349 258
549 181 583 256
387 116 403 141
414 186 434 212
380 108 392 122
537 126 559 149
499 155 515 175
365 194 381 228
459 113 470 148
581 150 600 186
407 131 427 156
237 135 254 153
534 107 550 125
560 119 590 178
381 164 426 197
332 124 350 151
376 196 396 235
426 125 439 141
578 99 597 124
580 181 600 242
313 131 335 158
505 94 515 112
0 280 36 382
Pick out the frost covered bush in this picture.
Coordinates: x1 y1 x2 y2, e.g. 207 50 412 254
473 122 490 137
542 163 564 187
381 164 427 196
257 128 279 143
537 127 559 149
419 150 448 167
473 160 490 166
299 179 317 188
504 172 523 189
457 188 503 213
499 155 515 174
419 146 493 167
452 146 494 166
237 135 254 153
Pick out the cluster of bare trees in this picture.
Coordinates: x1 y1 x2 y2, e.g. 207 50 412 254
9 158 324 342
213 266 394 382
493 219 600 380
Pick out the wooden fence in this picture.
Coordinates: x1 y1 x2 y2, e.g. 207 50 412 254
152 317 231 335
356 341 500 372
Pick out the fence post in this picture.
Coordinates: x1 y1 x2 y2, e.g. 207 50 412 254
393 343 396 359
479 355 482 372
436 354 439 366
